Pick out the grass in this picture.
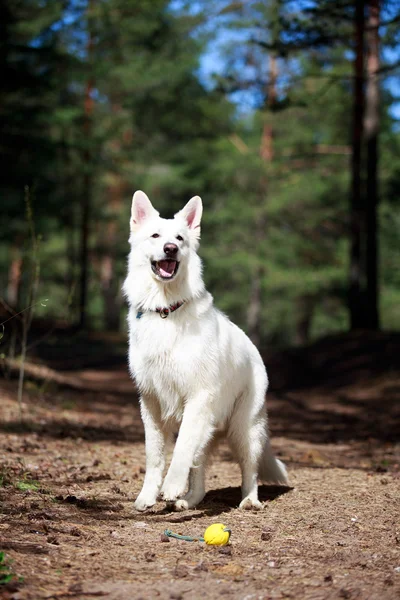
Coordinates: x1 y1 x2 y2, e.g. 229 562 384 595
15 480 40 492
0 551 23 586
0 468 41 492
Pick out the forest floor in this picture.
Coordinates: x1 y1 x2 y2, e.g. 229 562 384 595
0 331 399 600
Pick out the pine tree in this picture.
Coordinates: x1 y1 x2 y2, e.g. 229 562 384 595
0 0 65 309
364 0 380 329
199 0 400 342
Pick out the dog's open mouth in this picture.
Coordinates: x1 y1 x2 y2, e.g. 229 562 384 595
151 260 179 280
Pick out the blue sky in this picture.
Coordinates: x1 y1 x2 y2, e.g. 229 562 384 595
191 3 400 122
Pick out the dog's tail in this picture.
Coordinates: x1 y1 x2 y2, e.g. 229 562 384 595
259 442 289 485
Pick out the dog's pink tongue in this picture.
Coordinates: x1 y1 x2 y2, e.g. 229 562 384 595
158 260 176 278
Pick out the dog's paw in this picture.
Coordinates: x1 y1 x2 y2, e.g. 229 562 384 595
160 481 186 503
239 497 263 511
174 499 189 511
134 494 156 512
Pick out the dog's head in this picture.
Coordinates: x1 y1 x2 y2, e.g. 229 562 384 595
128 190 202 284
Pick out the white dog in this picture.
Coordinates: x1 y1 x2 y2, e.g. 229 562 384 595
123 191 288 512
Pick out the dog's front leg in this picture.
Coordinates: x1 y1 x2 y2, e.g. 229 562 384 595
134 397 166 512
160 394 214 503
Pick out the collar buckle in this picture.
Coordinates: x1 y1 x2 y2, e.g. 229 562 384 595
136 300 185 320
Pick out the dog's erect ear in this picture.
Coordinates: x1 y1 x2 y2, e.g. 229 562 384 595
130 191 159 232
178 196 203 236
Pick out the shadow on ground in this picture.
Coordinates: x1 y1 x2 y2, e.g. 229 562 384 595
269 388 400 444
141 485 292 521
265 330 400 390
0 414 142 443
1 331 399 447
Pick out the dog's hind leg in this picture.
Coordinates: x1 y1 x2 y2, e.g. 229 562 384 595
259 440 289 485
228 382 269 510
228 418 266 510
174 463 206 511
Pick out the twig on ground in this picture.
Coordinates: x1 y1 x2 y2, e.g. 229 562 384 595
0 539 49 554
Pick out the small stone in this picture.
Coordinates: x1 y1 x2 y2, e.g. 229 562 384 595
173 564 188 578
261 527 274 541
65 495 78 504
160 534 170 542
375 465 387 473
144 551 155 562
194 560 208 572
47 535 59 545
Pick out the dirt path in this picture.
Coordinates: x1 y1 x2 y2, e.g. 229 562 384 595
0 363 399 600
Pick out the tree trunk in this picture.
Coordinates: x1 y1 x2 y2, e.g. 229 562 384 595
61 132 78 325
349 0 366 329
247 264 262 347
260 54 277 162
247 52 277 346
364 0 380 329
100 181 123 331
295 295 316 346
78 4 94 330
100 255 121 331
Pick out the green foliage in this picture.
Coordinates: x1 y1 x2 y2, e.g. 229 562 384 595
0 551 23 586
0 0 399 347
15 480 40 492
0 552 13 585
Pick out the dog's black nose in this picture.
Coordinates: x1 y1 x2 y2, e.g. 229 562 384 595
164 243 178 256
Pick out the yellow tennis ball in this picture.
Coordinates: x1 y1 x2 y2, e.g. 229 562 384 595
203 523 231 546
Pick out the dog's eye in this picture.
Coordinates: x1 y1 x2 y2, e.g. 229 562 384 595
151 233 160 239
176 235 183 242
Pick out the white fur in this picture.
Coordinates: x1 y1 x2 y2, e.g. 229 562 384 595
123 191 288 512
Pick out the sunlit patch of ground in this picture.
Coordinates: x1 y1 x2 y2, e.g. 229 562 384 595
0 334 399 599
